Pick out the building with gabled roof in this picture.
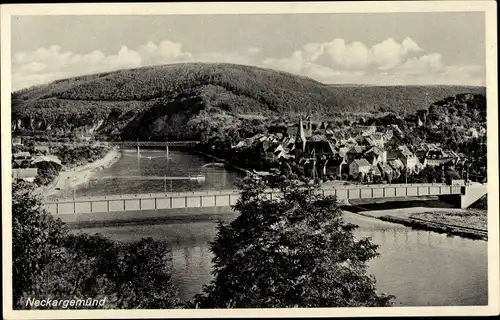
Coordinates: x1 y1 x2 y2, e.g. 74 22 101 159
349 158 371 176
12 168 38 182
389 158 404 171
378 162 394 176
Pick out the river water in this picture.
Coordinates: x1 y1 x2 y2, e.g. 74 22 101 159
73 148 488 306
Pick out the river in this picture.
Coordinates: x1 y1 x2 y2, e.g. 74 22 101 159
71 148 488 306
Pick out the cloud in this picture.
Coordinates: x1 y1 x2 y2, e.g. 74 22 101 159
247 47 261 55
260 37 483 85
11 37 483 91
369 37 422 70
262 50 304 74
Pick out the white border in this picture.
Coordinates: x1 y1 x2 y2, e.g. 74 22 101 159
1 2 498 319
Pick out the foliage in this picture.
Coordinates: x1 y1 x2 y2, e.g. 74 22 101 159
192 174 394 308
34 161 60 186
12 181 66 306
12 181 180 309
12 63 485 142
52 145 111 167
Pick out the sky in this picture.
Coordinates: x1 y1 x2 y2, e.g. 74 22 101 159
11 12 486 91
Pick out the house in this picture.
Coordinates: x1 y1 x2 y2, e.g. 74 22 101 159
338 146 350 159
346 145 365 162
13 151 32 166
423 149 455 167
370 165 382 177
261 140 279 162
397 145 419 171
286 126 299 138
12 168 38 182
13 151 31 160
382 129 394 142
325 157 347 177
364 146 387 166
12 137 23 146
362 126 377 137
349 158 371 177
359 132 385 148
232 141 247 149
378 163 394 178
359 135 377 148
389 158 404 172
34 145 50 153
294 119 337 161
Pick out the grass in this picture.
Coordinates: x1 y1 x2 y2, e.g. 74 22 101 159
411 209 487 231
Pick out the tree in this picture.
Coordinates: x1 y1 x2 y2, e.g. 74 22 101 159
12 181 180 309
192 174 394 308
12 181 66 307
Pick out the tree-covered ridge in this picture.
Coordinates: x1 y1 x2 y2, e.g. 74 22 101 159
12 63 485 142
364 93 487 151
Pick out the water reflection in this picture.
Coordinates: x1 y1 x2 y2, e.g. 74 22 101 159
72 148 243 197
77 213 488 306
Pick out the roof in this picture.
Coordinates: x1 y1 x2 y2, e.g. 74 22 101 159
12 168 38 179
371 165 382 176
34 145 50 150
31 155 62 166
389 159 404 169
372 132 384 140
339 147 350 158
378 163 393 174
362 136 377 146
13 152 31 158
310 134 325 142
352 159 371 167
365 154 376 165
398 145 414 157
348 145 364 154
365 146 385 156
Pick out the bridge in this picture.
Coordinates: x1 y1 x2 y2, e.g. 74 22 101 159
43 183 487 217
108 140 200 147
27 140 200 147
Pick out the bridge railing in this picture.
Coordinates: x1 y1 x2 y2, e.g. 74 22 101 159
43 183 465 215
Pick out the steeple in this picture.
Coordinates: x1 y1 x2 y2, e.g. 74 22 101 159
296 118 307 151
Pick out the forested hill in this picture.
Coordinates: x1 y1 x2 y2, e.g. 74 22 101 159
11 62 485 141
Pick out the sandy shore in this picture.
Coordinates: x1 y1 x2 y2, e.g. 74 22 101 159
39 148 122 199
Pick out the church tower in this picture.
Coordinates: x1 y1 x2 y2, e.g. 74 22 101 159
295 118 307 160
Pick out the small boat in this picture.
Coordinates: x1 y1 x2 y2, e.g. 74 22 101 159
202 162 225 168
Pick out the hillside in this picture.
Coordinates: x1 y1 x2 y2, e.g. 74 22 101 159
11 62 485 141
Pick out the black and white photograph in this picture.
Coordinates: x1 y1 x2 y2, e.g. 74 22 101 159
1 2 498 318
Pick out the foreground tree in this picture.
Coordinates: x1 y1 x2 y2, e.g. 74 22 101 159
192 174 394 308
12 181 180 309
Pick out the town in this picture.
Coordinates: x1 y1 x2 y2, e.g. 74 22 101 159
229 116 485 185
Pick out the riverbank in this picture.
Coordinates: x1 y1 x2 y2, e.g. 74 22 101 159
351 207 488 241
39 147 121 199
378 215 487 241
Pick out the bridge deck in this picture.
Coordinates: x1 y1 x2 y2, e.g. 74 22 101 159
43 184 468 216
